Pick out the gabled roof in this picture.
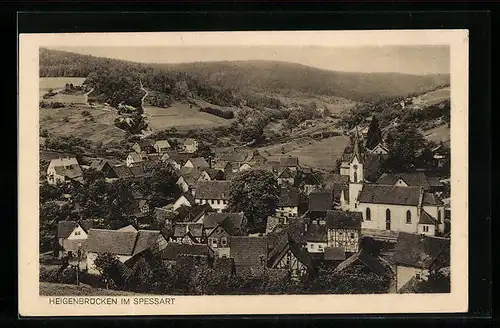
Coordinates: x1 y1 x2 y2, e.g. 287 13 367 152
200 168 224 180
230 236 268 271
215 148 248 163
160 242 212 261
418 210 439 225
305 224 327 242
193 181 231 200
184 138 197 146
186 157 209 169
49 157 79 168
57 221 79 238
86 229 138 256
135 139 155 148
177 192 195 205
325 210 362 230
268 234 314 270
423 192 444 206
53 163 83 181
278 167 296 179
213 160 231 170
376 172 431 190
173 223 204 238
89 159 110 171
154 140 171 149
133 230 161 255
335 249 391 278
324 247 346 261
127 152 145 163
308 192 334 212
278 188 300 207
279 156 299 167
111 165 134 179
393 232 450 269
358 185 423 206
302 171 323 186
203 212 245 231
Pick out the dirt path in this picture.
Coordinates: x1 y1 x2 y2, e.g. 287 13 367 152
83 87 94 106
139 80 153 138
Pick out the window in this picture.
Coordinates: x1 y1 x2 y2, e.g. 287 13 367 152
366 208 371 221
318 244 323 251
385 209 391 230
310 244 315 250
353 171 357 183
350 232 355 239
221 237 227 246
438 210 442 223
74 231 80 236
423 226 429 232
211 238 218 247
217 200 220 204
406 210 412 224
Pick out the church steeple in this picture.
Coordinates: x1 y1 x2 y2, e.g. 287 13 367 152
352 125 362 164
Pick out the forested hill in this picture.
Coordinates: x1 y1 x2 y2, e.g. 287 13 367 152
40 48 450 103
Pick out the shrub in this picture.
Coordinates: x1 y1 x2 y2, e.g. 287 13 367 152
200 107 235 119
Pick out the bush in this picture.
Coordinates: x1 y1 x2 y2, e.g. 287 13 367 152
40 101 65 109
200 107 235 119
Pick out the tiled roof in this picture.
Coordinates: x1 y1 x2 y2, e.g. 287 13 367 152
154 140 171 149
193 181 231 200
54 164 83 180
128 164 148 178
358 185 423 206
278 167 296 179
203 212 244 231
230 236 268 271
376 172 431 190
178 192 195 205
213 161 230 170
184 138 197 146
160 242 212 261
173 223 204 238
324 247 346 261
186 157 209 169
128 152 144 163
423 193 444 206
49 157 79 168
132 230 161 256
279 156 299 167
268 234 314 270
112 165 134 179
418 210 439 225
136 139 155 148
57 221 79 238
86 229 138 256
308 192 334 212
324 210 362 230
201 168 224 180
302 172 323 185
335 249 391 278
393 232 450 269
89 159 109 171
305 224 327 242
278 188 300 207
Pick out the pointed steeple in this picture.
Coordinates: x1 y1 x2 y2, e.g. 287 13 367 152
352 125 362 163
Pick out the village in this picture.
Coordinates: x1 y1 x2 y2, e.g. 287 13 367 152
41 121 451 295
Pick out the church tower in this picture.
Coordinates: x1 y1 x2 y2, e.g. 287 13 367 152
349 126 364 211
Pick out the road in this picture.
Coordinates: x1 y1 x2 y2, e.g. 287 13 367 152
139 80 153 139
83 87 94 106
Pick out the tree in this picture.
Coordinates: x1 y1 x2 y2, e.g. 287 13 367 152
196 142 215 165
365 116 382 150
384 124 427 172
228 170 280 229
135 163 180 208
93 252 122 289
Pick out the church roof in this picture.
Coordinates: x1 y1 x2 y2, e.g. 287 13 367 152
358 185 424 206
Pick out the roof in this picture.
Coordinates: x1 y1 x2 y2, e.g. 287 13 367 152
165 151 191 164
86 229 138 256
193 181 231 200
203 212 245 231
178 192 195 204
186 157 209 169
128 164 148 178
305 224 327 242
160 242 212 260
308 192 334 212
57 221 79 238
112 165 134 179
376 172 431 190
177 203 215 222
127 152 144 163
325 210 362 230
335 249 391 278
173 223 204 238
278 167 296 179
302 172 323 186
423 192 444 206
154 140 171 149
230 236 268 271
278 188 300 207
393 232 450 269
136 139 155 148
89 159 109 171
53 163 83 181
132 230 161 255
213 160 231 170
117 224 138 232
201 168 224 179
418 210 439 225
268 234 314 270
279 156 299 167
358 185 423 206
49 157 79 168
215 148 248 163
184 138 197 146
324 247 346 261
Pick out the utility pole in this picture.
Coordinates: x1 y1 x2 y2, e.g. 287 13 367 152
76 243 82 286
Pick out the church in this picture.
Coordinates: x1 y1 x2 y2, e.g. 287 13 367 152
339 129 445 237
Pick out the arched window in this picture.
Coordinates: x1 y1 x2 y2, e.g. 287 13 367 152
438 210 442 223
353 171 358 183
366 208 371 221
406 210 412 223
385 209 391 230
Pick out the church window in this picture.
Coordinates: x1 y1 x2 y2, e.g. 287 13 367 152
406 210 412 224
353 171 358 183
366 208 371 221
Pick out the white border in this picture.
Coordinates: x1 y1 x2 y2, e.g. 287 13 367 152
19 30 469 316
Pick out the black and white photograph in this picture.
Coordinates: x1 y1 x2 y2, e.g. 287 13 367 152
18 30 468 316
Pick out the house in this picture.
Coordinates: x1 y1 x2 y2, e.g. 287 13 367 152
323 246 347 264
132 139 155 154
267 233 315 280
197 168 225 182
238 162 253 172
126 152 147 167
308 191 334 218
172 193 196 211
161 151 190 170
183 138 199 153
47 157 84 185
356 185 445 236
203 212 246 258
176 170 200 193
192 181 231 213
275 188 300 223
432 144 450 168
153 140 171 154
88 159 116 178
160 243 214 268
393 232 450 291
229 236 268 277
304 223 327 254
301 171 324 194
212 160 233 173
246 150 268 166
117 224 138 232
171 223 205 244
279 156 299 171
85 228 167 274
324 210 362 254
184 157 209 170
277 167 296 186
214 148 249 164
334 249 392 280
177 203 215 223
56 220 93 258
375 172 444 192
368 143 389 155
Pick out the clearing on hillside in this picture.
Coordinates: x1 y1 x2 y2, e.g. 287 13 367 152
40 77 88 104
288 135 350 171
424 124 450 146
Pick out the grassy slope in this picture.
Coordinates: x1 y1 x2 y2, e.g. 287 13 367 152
39 282 142 296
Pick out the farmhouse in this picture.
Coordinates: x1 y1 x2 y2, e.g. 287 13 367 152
183 138 199 153
308 191 334 218
126 152 147 167
171 223 205 244
204 212 246 258
275 188 300 223
277 167 296 186
192 180 231 213
324 210 362 254
229 236 268 277
47 157 84 185
212 160 234 173
88 159 116 178
153 140 171 153
301 171 324 194
132 139 155 154
368 143 389 155
197 168 225 181
56 220 93 258
304 223 328 254
184 157 209 170
267 233 314 280
172 193 196 211
334 249 392 279
393 232 450 291
160 243 214 268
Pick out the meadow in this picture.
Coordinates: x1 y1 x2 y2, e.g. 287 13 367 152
424 124 451 146
40 77 87 103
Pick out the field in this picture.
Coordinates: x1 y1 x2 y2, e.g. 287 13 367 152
40 77 87 103
144 101 235 132
411 87 450 108
40 282 142 296
40 105 126 145
424 124 451 146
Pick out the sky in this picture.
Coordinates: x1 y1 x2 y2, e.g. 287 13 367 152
52 45 450 75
